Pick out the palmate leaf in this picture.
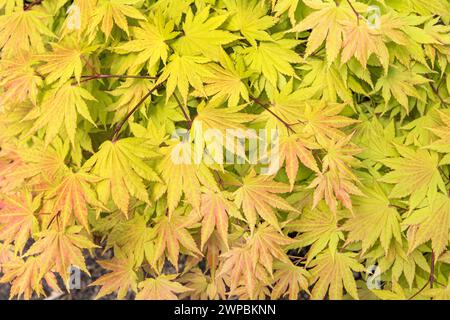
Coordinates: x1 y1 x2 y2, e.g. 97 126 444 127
343 180 402 254
271 261 310 300
37 38 97 85
0 9 54 54
0 256 61 300
243 39 302 87
198 189 242 250
156 53 212 104
26 84 97 145
173 6 240 60
45 170 106 231
197 50 251 107
224 0 277 46
83 138 160 215
90 251 139 299
0 191 39 254
234 170 298 232
88 0 146 38
114 13 178 70
404 193 450 257
136 274 191 300
379 145 446 209
425 109 450 165
152 211 203 268
0 51 42 106
288 202 343 264
25 225 97 288
290 0 353 64
156 140 217 214
309 251 365 300
278 133 320 190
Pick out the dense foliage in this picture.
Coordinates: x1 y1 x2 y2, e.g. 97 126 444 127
0 0 449 300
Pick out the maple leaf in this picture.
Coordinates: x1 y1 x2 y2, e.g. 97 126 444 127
425 109 450 165
37 38 96 85
114 14 178 70
0 191 39 254
247 223 294 276
152 211 203 268
271 261 310 300
343 180 402 254
272 0 300 25
136 274 191 300
224 0 278 46
198 189 241 250
289 0 353 64
217 244 268 299
234 170 298 232
340 21 389 70
156 140 217 214
299 101 359 142
108 79 159 122
45 170 106 231
83 138 160 215
156 53 212 104
379 145 446 209
26 84 97 145
308 170 363 214
243 39 302 87
88 0 146 38
178 268 227 299
0 256 61 300
288 202 343 263
423 276 450 300
173 7 240 60
0 51 42 106
404 193 450 258
90 251 139 299
198 50 251 107
375 65 429 112
25 225 97 287
106 214 153 266
309 251 365 300
278 133 320 190
0 9 54 54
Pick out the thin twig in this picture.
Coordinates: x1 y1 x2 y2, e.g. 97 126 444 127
408 251 435 300
173 93 192 129
24 0 43 10
249 96 296 133
111 83 163 142
346 0 360 24
77 74 158 84
430 82 448 106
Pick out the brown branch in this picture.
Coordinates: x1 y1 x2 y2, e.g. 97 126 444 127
249 96 296 134
173 93 192 129
24 0 43 10
346 0 360 24
78 74 158 84
408 251 435 300
430 82 448 106
111 83 163 142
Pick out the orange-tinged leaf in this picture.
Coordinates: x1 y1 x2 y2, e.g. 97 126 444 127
152 211 203 268
0 191 39 254
25 225 97 287
46 171 106 231
136 274 191 300
234 170 298 232
271 261 310 300
91 254 139 299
